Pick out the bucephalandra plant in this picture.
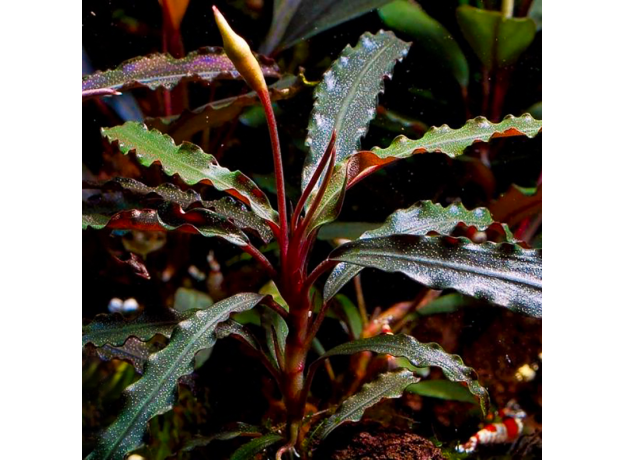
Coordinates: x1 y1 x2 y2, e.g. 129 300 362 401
82 5 542 459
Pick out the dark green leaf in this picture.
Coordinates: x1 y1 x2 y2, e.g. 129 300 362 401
334 294 363 339
261 0 393 54
82 47 280 95
417 293 477 316
85 177 273 243
314 369 419 439
317 221 382 241
82 205 250 247
82 308 194 348
302 30 411 192
91 338 158 375
102 122 279 226
407 379 477 404
329 235 542 317
181 423 262 451
318 333 489 414
86 293 267 460
230 433 283 460
173 288 213 312
324 201 516 301
456 6 536 69
379 0 469 87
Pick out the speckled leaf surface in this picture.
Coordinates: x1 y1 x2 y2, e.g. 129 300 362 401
230 433 283 460
324 201 515 300
82 309 194 348
85 178 273 243
92 338 158 375
318 333 489 414
82 205 250 247
369 114 541 164
102 122 279 226
314 369 418 439
82 47 280 94
302 30 411 192
86 293 266 460
329 235 542 317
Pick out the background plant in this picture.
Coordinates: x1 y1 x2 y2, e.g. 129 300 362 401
83 1 541 459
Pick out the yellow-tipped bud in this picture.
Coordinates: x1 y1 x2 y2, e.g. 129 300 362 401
212 5 268 95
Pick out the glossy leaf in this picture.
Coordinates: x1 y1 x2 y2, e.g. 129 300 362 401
82 308 194 348
92 338 158 375
102 122 279 226
407 379 477 404
82 47 280 96
456 6 536 69
86 293 267 460
82 205 250 247
230 433 283 460
261 0 393 54
379 0 468 87
302 30 411 192
318 333 489 414
330 235 542 317
369 114 542 164
148 74 305 140
314 369 419 439
334 294 363 339
324 201 516 301
85 177 273 243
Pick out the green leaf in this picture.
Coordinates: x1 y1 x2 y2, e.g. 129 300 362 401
82 47 280 95
82 308 194 348
417 293 477 316
91 338 158 375
82 205 250 247
102 122 279 226
302 30 411 192
85 177 273 243
456 6 536 69
324 201 516 301
528 0 542 31
329 235 542 317
370 114 541 164
318 333 489 414
379 0 469 87
215 320 261 353
314 369 419 439
407 379 478 404
86 293 267 460
180 423 262 451
334 294 363 339
261 0 394 54
230 433 283 460
173 288 213 312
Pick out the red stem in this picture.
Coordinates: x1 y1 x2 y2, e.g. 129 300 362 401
241 244 277 278
258 90 289 270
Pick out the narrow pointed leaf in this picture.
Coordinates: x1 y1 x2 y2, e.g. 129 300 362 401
82 47 280 96
262 0 393 54
324 201 515 300
379 0 469 87
82 309 194 348
302 30 410 191
369 114 541 164
318 333 489 414
314 369 418 439
181 423 262 451
102 122 279 226
230 433 283 460
85 178 273 243
86 293 267 460
82 205 250 247
330 235 541 317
